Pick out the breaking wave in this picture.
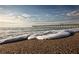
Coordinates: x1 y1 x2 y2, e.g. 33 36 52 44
0 28 79 44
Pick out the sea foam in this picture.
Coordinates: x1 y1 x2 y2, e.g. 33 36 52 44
0 34 30 44
0 28 79 44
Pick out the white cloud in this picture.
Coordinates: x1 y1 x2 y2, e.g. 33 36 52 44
66 10 79 16
22 13 31 18
0 12 33 27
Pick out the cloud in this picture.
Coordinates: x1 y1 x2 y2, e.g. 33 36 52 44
22 14 31 18
0 12 34 27
0 7 3 10
66 10 79 16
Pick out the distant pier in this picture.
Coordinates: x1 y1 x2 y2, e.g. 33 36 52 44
32 24 79 30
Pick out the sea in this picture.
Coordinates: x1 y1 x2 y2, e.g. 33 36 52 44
0 25 78 40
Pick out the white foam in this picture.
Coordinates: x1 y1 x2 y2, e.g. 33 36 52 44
28 30 56 40
0 34 29 44
36 30 71 40
0 28 79 44
28 34 39 40
65 28 79 32
30 28 79 40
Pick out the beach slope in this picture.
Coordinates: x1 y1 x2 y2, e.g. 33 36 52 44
0 33 79 54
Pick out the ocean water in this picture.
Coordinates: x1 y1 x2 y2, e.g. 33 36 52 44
0 26 79 40
0 26 79 43
0 27 31 39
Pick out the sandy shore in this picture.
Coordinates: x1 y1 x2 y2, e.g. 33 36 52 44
0 33 79 54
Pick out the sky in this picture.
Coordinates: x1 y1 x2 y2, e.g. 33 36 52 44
0 5 79 27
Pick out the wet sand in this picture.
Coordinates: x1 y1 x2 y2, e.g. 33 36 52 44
0 33 79 54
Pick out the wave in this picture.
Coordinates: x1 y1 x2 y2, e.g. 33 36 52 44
0 28 79 44
0 34 30 44
28 28 79 40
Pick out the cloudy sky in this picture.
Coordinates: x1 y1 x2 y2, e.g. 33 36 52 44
0 5 79 27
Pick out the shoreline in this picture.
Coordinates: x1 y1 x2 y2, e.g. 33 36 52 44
0 28 79 44
0 33 79 53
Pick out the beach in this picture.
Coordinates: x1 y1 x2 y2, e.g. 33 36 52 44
0 32 79 54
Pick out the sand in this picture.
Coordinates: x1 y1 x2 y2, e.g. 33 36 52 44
0 33 79 54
